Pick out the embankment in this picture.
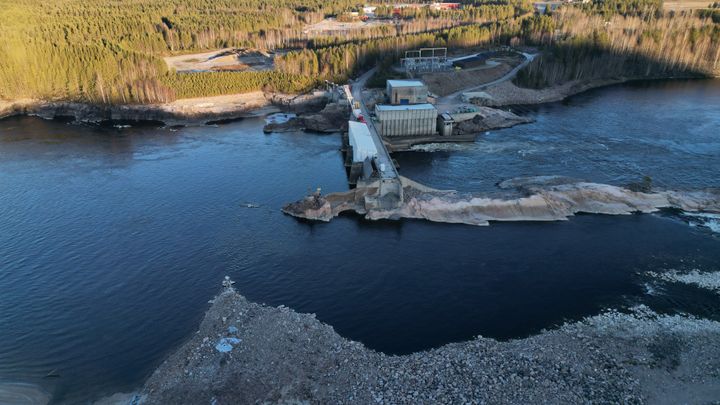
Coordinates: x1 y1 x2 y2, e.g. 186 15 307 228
482 75 712 107
283 176 720 226
0 92 327 126
107 280 720 404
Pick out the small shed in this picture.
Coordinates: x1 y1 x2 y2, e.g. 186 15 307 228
386 80 428 105
437 112 454 136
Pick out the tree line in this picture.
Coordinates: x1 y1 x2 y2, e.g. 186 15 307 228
514 6 720 88
1 0 718 104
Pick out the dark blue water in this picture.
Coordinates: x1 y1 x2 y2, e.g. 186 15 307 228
1 80 719 404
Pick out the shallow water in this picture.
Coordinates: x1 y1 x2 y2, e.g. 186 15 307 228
1 80 719 403
396 80 720 194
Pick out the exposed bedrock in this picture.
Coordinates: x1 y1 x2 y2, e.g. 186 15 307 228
263 101 351 133
452 106 534 135
283 176 720 226
0 92 328 125
117 281 720 404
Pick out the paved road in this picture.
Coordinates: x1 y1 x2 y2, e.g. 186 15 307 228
349 68 399 180
436 52 536 112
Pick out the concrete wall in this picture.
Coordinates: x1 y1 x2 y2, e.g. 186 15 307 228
376 108 437 137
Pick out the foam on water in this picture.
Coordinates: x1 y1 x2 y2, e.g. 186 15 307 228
647 269 720 293
265 113 296 124
410 143 471 152
681 212 720 234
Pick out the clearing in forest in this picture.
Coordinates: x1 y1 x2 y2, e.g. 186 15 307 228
164 49 274 73
422 53 524 97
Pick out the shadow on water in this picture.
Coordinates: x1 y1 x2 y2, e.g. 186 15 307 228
0 80 719 403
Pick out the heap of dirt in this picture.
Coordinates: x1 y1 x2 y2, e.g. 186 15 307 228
120 280 720 404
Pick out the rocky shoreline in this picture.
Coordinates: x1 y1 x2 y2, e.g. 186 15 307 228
0 92 328 126
2 75 713 127
480 75 712 107
262 101 351 133
99 279 720 404
282 176 720 226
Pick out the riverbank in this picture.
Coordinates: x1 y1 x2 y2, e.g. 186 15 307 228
103 279 720 404
283 176 720 226
0 92 327 126
479 75 713 106
1 76 712 127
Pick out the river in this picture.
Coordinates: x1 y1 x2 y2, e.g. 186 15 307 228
0 79 719 403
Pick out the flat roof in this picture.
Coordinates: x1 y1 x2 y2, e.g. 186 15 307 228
348 120 371 136
386 79 425 88
375 103 436 111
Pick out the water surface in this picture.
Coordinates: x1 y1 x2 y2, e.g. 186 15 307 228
1 79 719 403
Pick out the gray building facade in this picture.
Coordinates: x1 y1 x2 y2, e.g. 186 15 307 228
374 104 437 137
386 80 428 105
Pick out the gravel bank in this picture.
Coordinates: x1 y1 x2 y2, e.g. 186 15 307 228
123 280 720 404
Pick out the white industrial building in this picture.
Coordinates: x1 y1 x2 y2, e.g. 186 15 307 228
348 121 378 162
374 104 438 137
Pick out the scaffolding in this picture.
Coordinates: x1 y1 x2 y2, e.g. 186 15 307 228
400 47 451 74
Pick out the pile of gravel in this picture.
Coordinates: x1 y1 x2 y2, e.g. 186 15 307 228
117 279 720 405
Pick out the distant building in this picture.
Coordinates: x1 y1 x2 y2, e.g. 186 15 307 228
429 2 461 10
362 6 377 15
374 103 437 137
386 80 428 105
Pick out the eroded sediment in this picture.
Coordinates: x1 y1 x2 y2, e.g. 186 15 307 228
283 176 720 226
118 281 720 404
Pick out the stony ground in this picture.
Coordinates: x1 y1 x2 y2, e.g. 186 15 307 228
121 280 720 405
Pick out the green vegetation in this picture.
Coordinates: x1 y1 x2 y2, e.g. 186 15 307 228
515 5 720 88
583 0 663 17
162 72 317 99
276 17 524 82
0 0 367 104
366 57 407 88
0 0 718 105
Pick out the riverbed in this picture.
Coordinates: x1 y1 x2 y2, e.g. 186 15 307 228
0 79 719 403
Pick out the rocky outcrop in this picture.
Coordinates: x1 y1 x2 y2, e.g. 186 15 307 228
0 91 329 125
281 190 334 221
283 176 720 226
452 106 533 135
263 101 351 133
112 280 720 404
